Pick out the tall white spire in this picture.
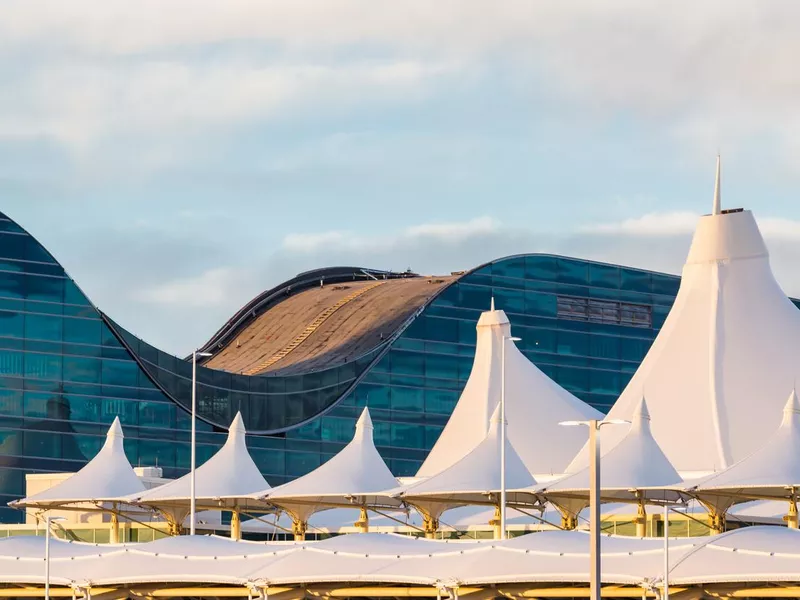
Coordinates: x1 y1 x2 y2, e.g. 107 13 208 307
712 155 722 215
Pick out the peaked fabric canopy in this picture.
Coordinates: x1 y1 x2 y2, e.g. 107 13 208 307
418 306 602 479
129 412 269 515
696 390 800 494
254 408 401 529
400 404 537 530
689 391 800 526
557 397 684 491
597 176 800 475
10 417 145 508
534 398 685 526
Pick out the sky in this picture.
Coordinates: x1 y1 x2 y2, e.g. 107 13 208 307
2 1 800 355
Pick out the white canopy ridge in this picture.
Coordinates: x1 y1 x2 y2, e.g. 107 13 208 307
594 164 800 476
400 403 537 534
691 390 800 526
538 397 685 528
6 527 800 590
10 417 145 508
254 407 401 538
417 304 602 479
129 412 270 531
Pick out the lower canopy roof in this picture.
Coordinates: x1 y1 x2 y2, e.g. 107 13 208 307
2 527 800 588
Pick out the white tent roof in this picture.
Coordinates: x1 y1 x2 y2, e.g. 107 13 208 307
693 390 800 496
3 527 800 588
418 305 602 479
401 404 536 509
597 164 800 476
11 418 145 507
257 408 401 519
547 397 683 494
130 412 269 509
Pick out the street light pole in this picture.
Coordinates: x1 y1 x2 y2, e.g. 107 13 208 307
499 335 521 541
559 418 629 600
664 502 669 600
190 349 212 536
589 420 600 600
44 515 65 600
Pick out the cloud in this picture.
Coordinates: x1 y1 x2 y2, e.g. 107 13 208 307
3 1 800 165
282 231 348 253
282 217 502 254
581 211 699 236
583 211 800 241
134 267 248 308
0 58 452 151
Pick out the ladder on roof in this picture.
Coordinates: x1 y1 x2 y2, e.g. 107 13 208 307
243 280 387 375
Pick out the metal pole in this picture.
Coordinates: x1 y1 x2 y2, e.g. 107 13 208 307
589 420 600 600
663 503 669 600
45 515 51 600
190 350 197 536
500 337 507 540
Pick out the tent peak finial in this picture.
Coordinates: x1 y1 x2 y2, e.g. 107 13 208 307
355 407 374 439
783 389 800 418
229 411 246 435
490 297 495 312
632 396 651 422
712 155 722 215
108 416 123 439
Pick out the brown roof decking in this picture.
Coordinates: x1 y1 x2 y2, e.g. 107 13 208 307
203 276 456 376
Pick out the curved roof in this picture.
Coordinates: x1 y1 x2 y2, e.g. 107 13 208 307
203 275 455 375
196 267 421 357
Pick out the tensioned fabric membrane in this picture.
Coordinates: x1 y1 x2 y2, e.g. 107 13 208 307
10 417 145 509
2 528 800 591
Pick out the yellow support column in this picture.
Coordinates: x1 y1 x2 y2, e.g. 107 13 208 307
231 509 242 540
110 512 120 544
785 498 798 529
560 513 578 531
422 514 439 539
293 518 307 541
489 506 502 540
708 510 726 534
354 507 369 533
634 499 647 538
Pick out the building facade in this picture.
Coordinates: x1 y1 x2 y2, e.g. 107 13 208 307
0 210 782 523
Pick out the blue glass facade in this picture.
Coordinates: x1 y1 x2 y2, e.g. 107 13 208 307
3 211 795 524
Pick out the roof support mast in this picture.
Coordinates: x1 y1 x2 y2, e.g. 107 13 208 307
712 155 722 215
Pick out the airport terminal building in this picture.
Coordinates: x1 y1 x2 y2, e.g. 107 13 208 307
3 209 786 523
